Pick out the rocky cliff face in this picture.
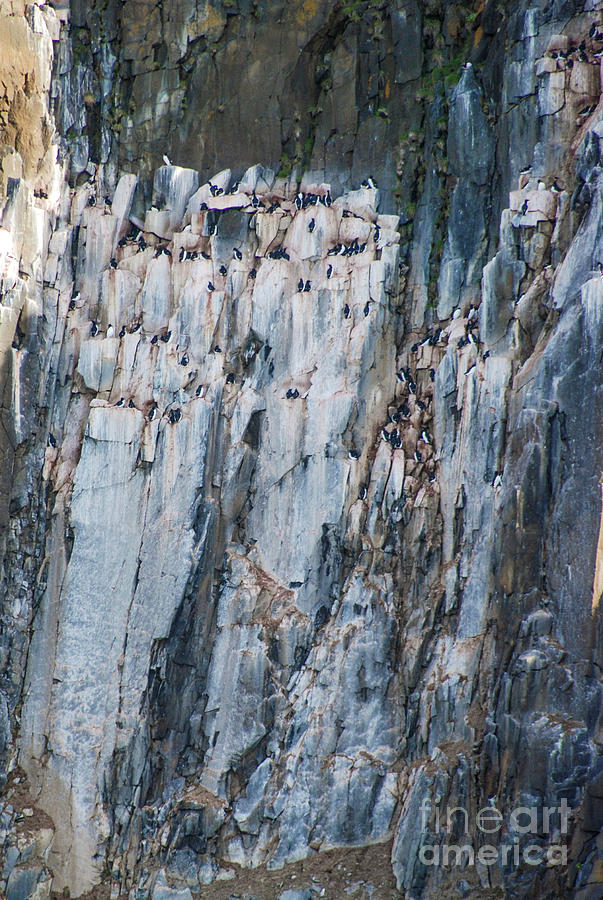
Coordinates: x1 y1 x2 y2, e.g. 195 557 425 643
1 1 602 899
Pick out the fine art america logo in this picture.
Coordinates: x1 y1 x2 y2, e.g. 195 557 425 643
419 799 570 868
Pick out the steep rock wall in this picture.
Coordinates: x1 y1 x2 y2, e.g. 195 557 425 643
0 2 602 900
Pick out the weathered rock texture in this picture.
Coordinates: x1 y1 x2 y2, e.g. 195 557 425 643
0 1 602 899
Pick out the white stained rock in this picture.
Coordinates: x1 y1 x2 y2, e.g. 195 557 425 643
111 173 138 229
239 163 275 195
144 208 173 240
255 210 282 256
285 204 339 260
100 267 141 330
509 188 557 219
153 165 200 227
338 216 371 246
334 186 378 219
79 207 119 303
205 193 248 211
77 337 119 392
186 168 232 213
141 254 172 332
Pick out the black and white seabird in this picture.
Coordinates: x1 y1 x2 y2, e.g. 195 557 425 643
128 399 135 408
160 330 172 342
148 406 157 421
249 268 257 278
521 199 529 215
130 322 141 333
420 430 432 444
163 154 171 166
180 353 189 366
214 345 222 352
363 302 370 317
399 402 411 417
416 399 427 411
304 280 311 292
298 278 304 292
195 384 203 397
411 342 419 353
87 195 96 206
359 486 367 500
169 408 181 423
48 433 57 448
348 449 360 460
483 350 491 360
179 247 186 261
233 248 242 260
414 450 422 462
308 218 315 233
226 372 235 384
110 257 118 269
116 397 124 407
151 334 158 344
492 472 502 489
90 321 99 336
343 304 351 318
327 264 333 278
119 326 126 338
219 265 227 276
208 281 215 292
408 380 417 394
429 368 436 382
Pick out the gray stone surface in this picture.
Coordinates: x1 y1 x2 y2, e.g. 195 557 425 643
1 3 602 900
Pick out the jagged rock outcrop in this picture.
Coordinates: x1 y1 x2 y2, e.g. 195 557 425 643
0 2 602 900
